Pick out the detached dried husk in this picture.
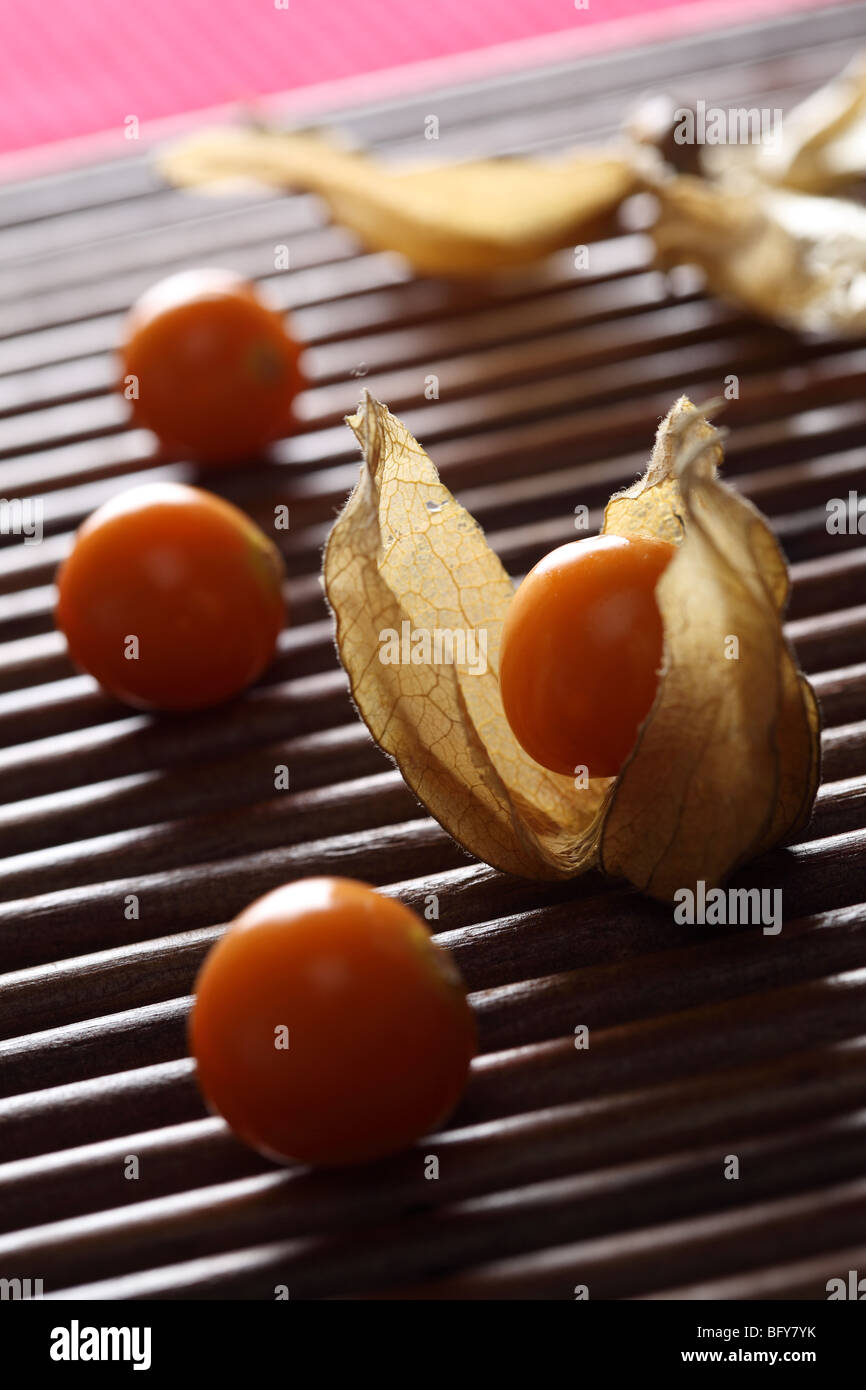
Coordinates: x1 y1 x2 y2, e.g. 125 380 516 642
160 127 635 275
650 174 866 335
323 394 820 902
158 50 866 331
754 51 866 194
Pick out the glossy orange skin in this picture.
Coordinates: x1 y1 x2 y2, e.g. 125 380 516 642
189 878 477 1166
499 534 676 779
55 483 286 711
120 269 303 463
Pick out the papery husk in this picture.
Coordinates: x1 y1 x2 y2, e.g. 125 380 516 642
599 400 821 898
650 173 866 335
159 126 636 275
322 391 601 881
754 50 866 193
323 394 821 901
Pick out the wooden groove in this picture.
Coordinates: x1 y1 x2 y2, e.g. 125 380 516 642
0 238 408 347
0 997 191 1100
2 322 863 504
4 948 866 1165
0 270 691 419
0 721 386 858
8 1104 866 1295
0 667 352 805
0 377 860 581
48 1161 866 1302
1 297 763 458
457 964 866 1128
3 896 866 1098
0 769 417 904
0 616 338 748
0 790 864 974
0 305 862 526
0 816 471 973
2 1036 864 1236
646 1241 866 1300
370 1174 866 1302
0 198 329 310
471 902 866 1052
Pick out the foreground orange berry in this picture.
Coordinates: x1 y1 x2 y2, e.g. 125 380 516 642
499 533 676 779
120 268 303 463
189 878 477 1166
55 482 286 710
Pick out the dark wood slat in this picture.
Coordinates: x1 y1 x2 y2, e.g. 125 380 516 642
0 722 386 858
5 942 866 1165
1 1037 863 1235
12 1104 866 1294
646 1241 866 1300
4 896 866 1097
371 1173 866 1302
0 270 686 419
0 770 418 905
48 1161 866 1301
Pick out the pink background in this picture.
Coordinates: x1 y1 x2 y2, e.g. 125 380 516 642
0 0 810 158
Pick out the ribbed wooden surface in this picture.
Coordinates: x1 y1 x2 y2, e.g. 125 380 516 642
1 4 866 1301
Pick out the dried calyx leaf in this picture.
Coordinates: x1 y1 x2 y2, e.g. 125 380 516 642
322 392 600 881
157 52 866 336
324 394 820 902
159 126 636 275
649 173 866 335
599 400 820 897
753 50 866 194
